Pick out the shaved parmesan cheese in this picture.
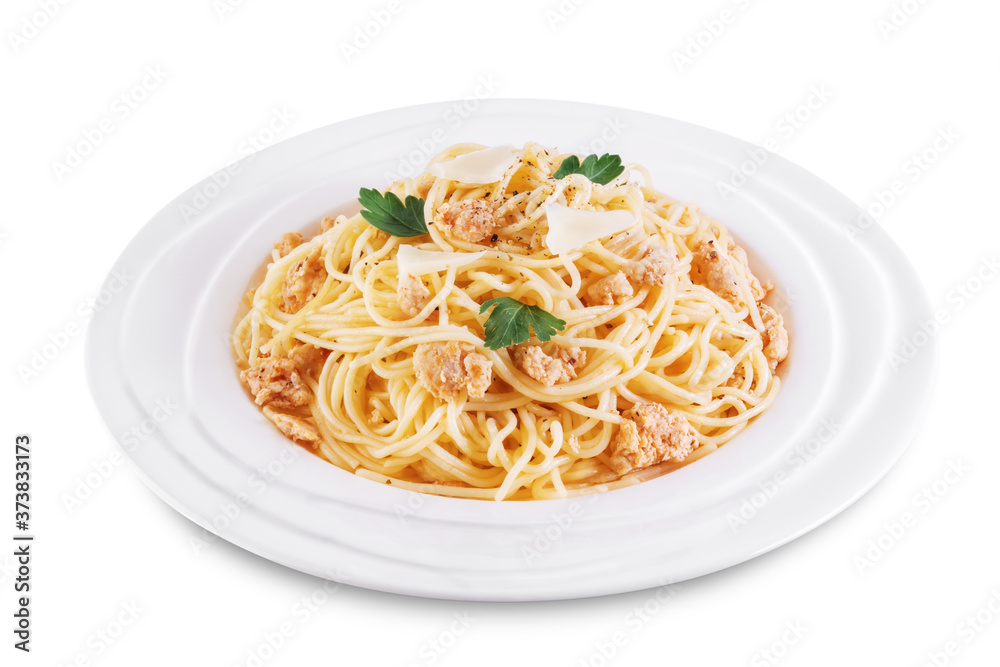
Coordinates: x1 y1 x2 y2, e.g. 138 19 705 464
396 244 486 276
543 204 636 255
428 145 519 184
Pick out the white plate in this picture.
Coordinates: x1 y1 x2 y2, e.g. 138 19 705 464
86 100 935 601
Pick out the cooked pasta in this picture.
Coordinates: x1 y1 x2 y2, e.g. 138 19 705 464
232 142 788 500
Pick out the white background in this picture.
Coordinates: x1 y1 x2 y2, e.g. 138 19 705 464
2 0 999 665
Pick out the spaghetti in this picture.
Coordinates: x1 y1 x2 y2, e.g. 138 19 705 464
232 142 788 500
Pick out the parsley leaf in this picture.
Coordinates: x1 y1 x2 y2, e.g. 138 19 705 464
479 297 567 350
552 153 625 185
358 188 428 237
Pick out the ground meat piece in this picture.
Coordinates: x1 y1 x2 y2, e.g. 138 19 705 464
759 303 788 371
320 217 336 233
551 344 586 370
691 238 768 306
413 341 493 401
690 239 742 306
727 238 767 302
586 271 634 306
726 362 747 388
288 344 326 377
241 356 311 409
433 199 498 243
624 245 683 287
262 406 319 444
398 274 431 317
462 353 493 398
609 403 699 475
274 232 303 258
242 344 324 408
511 344 586 386
281 246 326 313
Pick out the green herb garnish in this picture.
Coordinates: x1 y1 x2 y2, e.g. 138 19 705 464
358 188 428 237
552 153 625 185
479 297 566 350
